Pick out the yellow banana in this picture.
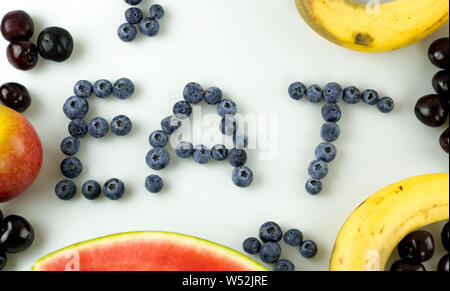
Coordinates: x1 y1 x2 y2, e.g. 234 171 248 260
330 173 449 271
295 0 449 52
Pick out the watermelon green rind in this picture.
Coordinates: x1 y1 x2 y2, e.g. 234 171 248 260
32 231 268 271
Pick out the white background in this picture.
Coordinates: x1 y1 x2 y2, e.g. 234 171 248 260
1 0 449 271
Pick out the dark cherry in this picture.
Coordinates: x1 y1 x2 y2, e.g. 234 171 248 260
6 40 38 71
390 260 426 271
432 70 449 96
0 215 34 254
441 128 450 154
0 10 34 41
438 254 449 272
37 27 74 62
442 222 449 251
428 38 449 69
414 94 449 127
0 252 6 271
0 82 31 113
398 230 434 263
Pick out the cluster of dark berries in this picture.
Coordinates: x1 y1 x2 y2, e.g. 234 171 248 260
414 38 449 154
289 81 394 195
145 82 253 193
0 210 34 271
243 222 317 271
118 0 165 42
55 79 134 201
391 222 449 271
1 10 73 71
0 82 31 113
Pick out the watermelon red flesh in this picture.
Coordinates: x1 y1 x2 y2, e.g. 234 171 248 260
33 232 267 271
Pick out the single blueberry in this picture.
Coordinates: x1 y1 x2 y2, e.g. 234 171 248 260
103 178 125 200
243 238 261 255
305 179 323 195
93 79 113 98
315 142 337 163
362 89 379 105
55 180 77 200
211 144 228 161
175 142 194 158
300 240 318 259
232 166 253 188
321 122 340 142
183 82 204 104
61 157 83 179
343 86 362 104
288 82 306 100
60 136 80 156
228 149 247 167
149 130 168 148
161 115 182 134
274 259 295 271
220 116 238 136
233 134 248 149
82 180 101 200
377 97 395 113
68 119 88 138
125 7 143 25
259 221 283 243
193 145 211 164
73 80 93 98
306 84 322 103
139 17 159 37
145 175 164 193
124 0 142 5
323 82 343 103
173 101 192 119
205 87 223 105
113 78 134 99
117 23 137 42
146 148 170 170
217 99 237 117
63 96 89 120
149 4 165 20
260 242 281 264
308 159 329 180
284 229 303 247
110 115 132 136
88 117 109 138
321 103 342 122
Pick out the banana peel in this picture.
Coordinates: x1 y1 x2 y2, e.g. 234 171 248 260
330 173 449 271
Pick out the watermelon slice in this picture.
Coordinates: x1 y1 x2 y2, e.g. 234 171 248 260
32 232 267 271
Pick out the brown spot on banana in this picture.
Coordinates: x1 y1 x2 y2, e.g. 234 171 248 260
354 33 374 46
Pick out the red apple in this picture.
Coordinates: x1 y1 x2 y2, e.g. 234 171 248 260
0 105 42 202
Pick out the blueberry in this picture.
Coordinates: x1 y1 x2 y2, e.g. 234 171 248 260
306 84 322 103
173 101 192 119
93 79 113 98
146 148 170 170
161 115 182 134
232 166 253 188
60 136 80 156
274 259 295 271
233 134 248 149
88 117 109 138
315 142 337 162
305 179 323 195
149 4 165 20
73 80 93 98
63 96 89 120
175 141 194 158
259 221 283 243
362 89 379 105
117 23 137 42
343 86 361 104
323 82 343 104
113 78 134 99
145 175 164 193
61 157 83 179
283 229 303 247
124 0 142 5
103 178 125 200
300 240 318 258
259 242 281 264
211 144 228 161
204 87 223 105
183 82 204 104
377 97 395 113
82 180 101 200
320 122 340 142
220 116 238 136
288 82 306 100
149 130 168 148
321 103 342 122
68 119 87 138
110 115 132 136
125 7 143 25
217 99 237 117
243 237 261 255
139 17 159 37
193 145 211 164
55 180 77 200
308 159 329 180
228 149 247 167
